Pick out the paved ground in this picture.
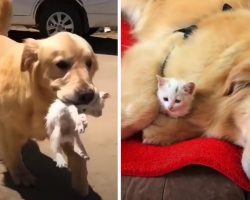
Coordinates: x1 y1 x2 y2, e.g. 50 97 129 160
0 29 117 200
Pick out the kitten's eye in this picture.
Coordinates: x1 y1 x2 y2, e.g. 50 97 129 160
163 97 168 101
86 59 92 70
175 99 181 103
56 60 71 70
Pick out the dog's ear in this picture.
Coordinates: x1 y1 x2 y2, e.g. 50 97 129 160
224 80 250 96
222 3 233 11
174 25 197 39
21 38 39 72
223 61 250 95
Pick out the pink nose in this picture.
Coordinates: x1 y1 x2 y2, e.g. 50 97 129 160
169 107 174 111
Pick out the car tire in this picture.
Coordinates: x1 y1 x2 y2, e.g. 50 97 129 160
38 2 88 37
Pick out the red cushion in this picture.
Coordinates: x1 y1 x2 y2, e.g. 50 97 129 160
121 19 250 191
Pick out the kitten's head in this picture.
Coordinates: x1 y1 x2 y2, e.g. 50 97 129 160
79 91 110 117
156 75 195 117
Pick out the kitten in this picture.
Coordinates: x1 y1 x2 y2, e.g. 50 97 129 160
46 91 110 168
156 75 195 118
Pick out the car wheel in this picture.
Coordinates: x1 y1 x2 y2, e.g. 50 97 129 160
38 2 88 37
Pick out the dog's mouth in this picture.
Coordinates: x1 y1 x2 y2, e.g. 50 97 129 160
58 91 97 106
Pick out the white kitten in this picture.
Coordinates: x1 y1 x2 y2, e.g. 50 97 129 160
46 100 89 168
45 91 110 168
156 75 195 118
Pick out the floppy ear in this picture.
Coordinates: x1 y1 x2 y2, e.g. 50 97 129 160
156 75 167 87
174 25 197 39
223 61 250 95
222 3 233 11
183 82 195 94
21 38 39 72
224 81 250 96
100 91 110 100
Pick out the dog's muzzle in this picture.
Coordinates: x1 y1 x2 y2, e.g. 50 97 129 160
77 89 95 105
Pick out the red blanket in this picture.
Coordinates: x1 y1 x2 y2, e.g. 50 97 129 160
121 19 250 191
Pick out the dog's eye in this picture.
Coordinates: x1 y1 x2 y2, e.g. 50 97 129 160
163 97 168 101
56 60 71 70
86 59 92 70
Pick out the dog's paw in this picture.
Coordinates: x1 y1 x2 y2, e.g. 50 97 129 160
55 154 67 168
143 128 173 146
142 137 162 145
10 167 36 187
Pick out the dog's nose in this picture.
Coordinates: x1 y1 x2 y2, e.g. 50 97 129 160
78 90 95 104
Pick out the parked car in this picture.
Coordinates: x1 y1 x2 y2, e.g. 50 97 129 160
12 0 117 36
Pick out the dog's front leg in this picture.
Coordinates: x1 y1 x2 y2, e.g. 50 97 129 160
61 142 89 197
143 114 202 146
1 132 36 186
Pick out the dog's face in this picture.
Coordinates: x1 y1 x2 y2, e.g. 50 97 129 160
21 32 98 105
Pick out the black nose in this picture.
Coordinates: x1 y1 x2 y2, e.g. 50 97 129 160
78 90 95 104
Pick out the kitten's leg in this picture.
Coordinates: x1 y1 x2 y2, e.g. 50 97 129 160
49 126 67 168
61 142 89 197
143 114 202 146
68 105 86 134
79 114 88 130
75 135 90 160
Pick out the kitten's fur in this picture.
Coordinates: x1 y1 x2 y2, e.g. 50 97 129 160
157 75 195 118
46 91 110 168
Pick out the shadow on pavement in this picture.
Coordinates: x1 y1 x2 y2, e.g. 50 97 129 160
8 30 117 56
3 141 102 200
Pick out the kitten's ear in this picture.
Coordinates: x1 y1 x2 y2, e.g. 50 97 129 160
156 75 167 87
183 82 195 94
100 91 110 99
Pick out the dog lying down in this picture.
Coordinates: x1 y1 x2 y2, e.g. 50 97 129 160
46 91 110 168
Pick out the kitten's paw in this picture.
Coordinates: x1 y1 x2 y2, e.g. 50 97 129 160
80 114 88 128
80 152 90 160
55 154 67 168
75 122 84 134
79 114 88 129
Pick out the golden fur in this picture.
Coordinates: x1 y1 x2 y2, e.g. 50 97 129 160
141 10 250 179
122 0 250 41
0 32 98 196
121 0 250 139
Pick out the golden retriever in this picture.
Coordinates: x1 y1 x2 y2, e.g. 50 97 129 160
142 10 250 179
122 0 250 179
0 31 98 196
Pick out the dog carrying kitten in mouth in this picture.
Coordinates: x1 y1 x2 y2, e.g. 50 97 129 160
46 90 110 168
156 75 195 118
